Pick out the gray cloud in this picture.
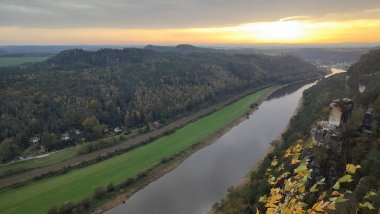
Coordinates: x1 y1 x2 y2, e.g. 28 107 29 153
0 0 379 28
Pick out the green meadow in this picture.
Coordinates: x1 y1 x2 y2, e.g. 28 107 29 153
0 87 273 214
0 129 139 178
0 148 76 178
0 56 49 67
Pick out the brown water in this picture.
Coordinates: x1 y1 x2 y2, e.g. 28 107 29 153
106 82 316 214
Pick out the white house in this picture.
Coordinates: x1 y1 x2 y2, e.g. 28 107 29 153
30 136 40 144
61 133 70 141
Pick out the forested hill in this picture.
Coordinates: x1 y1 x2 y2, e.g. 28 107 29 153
213 49 380 213
0 48 322 162
144 44 217 53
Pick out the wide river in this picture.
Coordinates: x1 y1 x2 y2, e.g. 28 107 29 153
107 81 316 214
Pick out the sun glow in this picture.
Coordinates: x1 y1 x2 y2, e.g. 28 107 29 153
1 19 380 45
239 21 306 42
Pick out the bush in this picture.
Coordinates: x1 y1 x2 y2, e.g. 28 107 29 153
120 178 135 188
93 187 106 199
160 157 169 163
80 197 92 209
137 171 148 178
58 201 75 214
47 205 58 214
107 182 115 192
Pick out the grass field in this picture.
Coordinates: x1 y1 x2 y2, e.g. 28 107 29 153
0 56 49 67
0 87 273 214
0 148 77 178
0 129 139 178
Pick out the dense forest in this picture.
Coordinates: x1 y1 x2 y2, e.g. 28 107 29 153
213 49 380 213
0 48 322 162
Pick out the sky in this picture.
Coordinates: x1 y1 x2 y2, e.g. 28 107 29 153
1 0 380 45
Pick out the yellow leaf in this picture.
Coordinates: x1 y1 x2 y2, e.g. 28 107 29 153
318 191 327 200
259 195 268 203
271 156 278 167
331 191 341 196
364 191 377 199
268 193 282 204
284 148 292 158
359 202 375 210
338 174 353 183
295 204 303 214
328 201 336 210
346 164 361 175
294 161 308 174
298 184 306 193
294 143 303 153
291 159 301 165
316 178 325 185
266 207 276 214
312 202 324 212
310 183 319 192
332 181 340 190
291 153 301 165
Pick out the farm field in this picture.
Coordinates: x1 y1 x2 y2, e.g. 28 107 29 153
0 56 49 67
0 87 273 214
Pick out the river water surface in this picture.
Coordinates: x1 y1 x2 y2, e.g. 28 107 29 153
107 82 316 214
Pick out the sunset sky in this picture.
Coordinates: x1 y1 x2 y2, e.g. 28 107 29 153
1 0 380 45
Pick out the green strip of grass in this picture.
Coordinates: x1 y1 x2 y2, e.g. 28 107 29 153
0 128 139 178
0 87 274 214
0 56 49 67
0 148 77 178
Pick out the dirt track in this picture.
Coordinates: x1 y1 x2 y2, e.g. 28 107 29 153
0 86 271 189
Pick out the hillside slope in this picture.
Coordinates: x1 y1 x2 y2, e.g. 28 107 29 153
0 48 322 161
213 49 380 213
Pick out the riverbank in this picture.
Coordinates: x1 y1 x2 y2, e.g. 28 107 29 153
208 82 316 214
93 87 277 214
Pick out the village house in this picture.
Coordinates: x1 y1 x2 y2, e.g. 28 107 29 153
61 133 70 141
114 127 122 133
30 136 40 144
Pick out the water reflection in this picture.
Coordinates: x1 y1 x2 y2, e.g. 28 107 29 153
107 82 316 214
267 79 319 101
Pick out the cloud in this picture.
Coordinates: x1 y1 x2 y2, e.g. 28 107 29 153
0 0 379 28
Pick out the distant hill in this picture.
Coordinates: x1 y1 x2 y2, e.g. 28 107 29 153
0 48 322 162
144 44 217 53
0 45 129 56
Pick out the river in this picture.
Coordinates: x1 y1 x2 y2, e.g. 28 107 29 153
106 81 316 214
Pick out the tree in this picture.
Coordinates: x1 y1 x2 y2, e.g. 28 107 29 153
82 116 99 131
0 138 21 163
41 132 58 151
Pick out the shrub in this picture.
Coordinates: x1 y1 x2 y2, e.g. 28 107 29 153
93 187 106 199
120 178 135 188
58 201 75 214
80 197 92 209
47 205 58 214
107 182 115 192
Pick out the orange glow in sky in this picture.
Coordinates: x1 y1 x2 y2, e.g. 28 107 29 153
1 19 380 45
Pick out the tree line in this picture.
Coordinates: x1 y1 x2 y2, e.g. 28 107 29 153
0 48 322 162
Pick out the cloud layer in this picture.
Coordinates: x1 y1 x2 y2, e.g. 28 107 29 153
1 0 380 28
